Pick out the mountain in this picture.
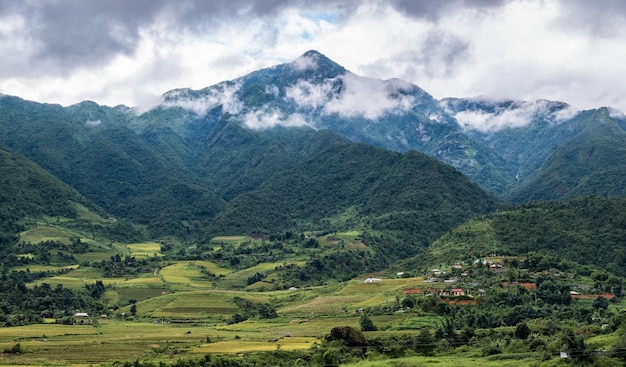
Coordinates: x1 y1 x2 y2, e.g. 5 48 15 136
0 143 99 220
1 50 625 240
0 92 497 242
0 143 106 247
509 108 626 202
152 50 626 200
0 95 225 237
205 134 499 245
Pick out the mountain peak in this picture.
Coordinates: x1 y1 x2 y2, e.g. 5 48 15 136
290 50 346 77
301 49 324 58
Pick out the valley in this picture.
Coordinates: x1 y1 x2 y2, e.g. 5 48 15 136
1 50 626 366
2 208 626 366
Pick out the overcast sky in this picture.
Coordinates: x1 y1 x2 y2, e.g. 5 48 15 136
1 0 625 113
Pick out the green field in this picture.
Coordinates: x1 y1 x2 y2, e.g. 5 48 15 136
127 242 163 257
19 223 79 244
6 228 625 367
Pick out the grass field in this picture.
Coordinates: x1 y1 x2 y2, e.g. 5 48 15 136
191 336 319 353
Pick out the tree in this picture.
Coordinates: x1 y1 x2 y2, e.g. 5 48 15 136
401 295 416 309
592 296 609 311
360 314 377 331
415 327 435 356
326 326 367 349
130 304 137 316
514 322 531 339
561 329 592 363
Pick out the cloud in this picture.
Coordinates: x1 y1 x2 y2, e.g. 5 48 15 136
551 0 626 38
291 51 321 71
443 98 580 132
324 74 416 119
608 107 625 119
162 81 243 116
386 0 509 21
1 0 626 117
243 107 309 130
285 73 416 120
285 79 335 109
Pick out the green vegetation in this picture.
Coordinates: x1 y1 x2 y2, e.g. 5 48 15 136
510 108 626 202
419 196 626 277
3 74 626 366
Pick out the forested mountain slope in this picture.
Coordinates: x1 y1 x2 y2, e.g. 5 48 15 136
150 50 626 200
0 143 100 220
206 135 499 245
1 51 626 241
405 196 626 277
509 108 626 202
0 96 225 237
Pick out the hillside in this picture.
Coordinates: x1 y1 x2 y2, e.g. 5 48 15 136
405 196 626 277
0 96 225 237
206 134 499 245
1 52 625 231
0 143 99 220
509 108 626 202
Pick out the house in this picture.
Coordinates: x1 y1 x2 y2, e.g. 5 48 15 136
73 312 90 325
432 269 445 276
451 288 466 297
365 277 382 283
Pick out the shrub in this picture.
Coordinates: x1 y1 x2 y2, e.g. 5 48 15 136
2 343 22 354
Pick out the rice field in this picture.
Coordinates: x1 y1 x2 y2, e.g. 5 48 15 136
126 242 163 258
191 336 319 353
343 354 546 367
194 260 232 276
18 224 77 244
159 261 214 289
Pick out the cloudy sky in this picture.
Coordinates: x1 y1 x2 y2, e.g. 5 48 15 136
1 0 625 112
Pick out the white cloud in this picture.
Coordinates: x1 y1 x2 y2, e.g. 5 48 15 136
444 98 580 132
609 107 626 119
243 107 309 130
85 119 102 127
285 79 334 109
1 0 626 118
162 81 243 116
285 73 416 120
323 73 415 119
265 84 280 97
290 51 320 71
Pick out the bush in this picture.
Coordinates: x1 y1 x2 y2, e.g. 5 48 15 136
514 322 531 339
482 341 503 356
2 343 22 354
360 314 377 331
